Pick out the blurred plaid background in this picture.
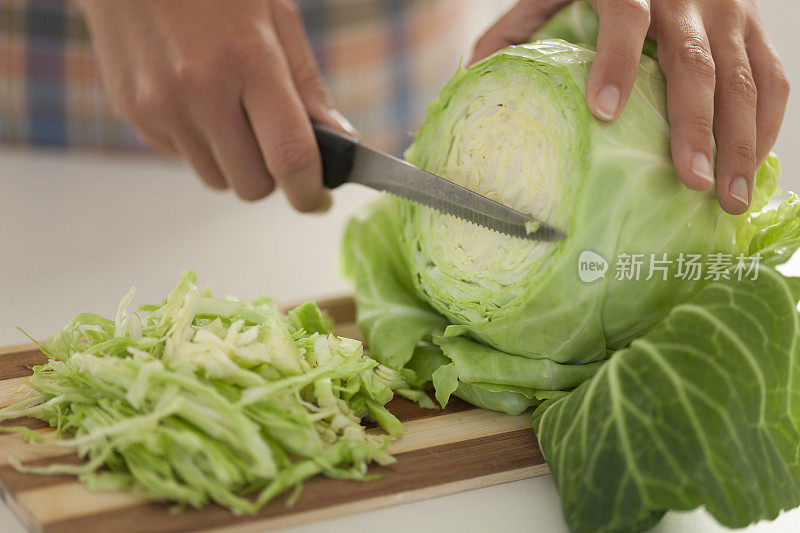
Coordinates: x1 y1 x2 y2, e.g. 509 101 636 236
0 0 510 156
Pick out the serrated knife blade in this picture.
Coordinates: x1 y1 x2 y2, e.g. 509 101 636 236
314 123 566 242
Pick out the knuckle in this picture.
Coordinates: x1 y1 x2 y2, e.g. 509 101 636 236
270 138 316 176
229 37 278 75
724 65 757 105
602 40 641 70
295 66 331 102
604 0 650 24
136 85 172 116
732 141 757 167
172 60 212 89
111 73 175 122
116 92 166 126
688 115 714 137
773 63 791 99
716 2 746 28
675 38 715 79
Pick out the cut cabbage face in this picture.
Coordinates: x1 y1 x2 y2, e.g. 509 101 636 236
405 62 588 321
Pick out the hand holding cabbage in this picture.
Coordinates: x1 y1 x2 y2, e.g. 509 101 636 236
474 0 790 214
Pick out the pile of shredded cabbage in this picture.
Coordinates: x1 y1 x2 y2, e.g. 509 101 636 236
0 271 431 513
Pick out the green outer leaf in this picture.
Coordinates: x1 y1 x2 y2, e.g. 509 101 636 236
532 265 800 532
341 196 447 369
404 344 450 389
431 363 458 409
435 335 602 391
749 193 800 266
403 343 541 415
423 334 602 413
453 382 537 416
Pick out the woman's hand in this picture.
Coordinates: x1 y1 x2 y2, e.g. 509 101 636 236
472 0 790 215
77 0 356 212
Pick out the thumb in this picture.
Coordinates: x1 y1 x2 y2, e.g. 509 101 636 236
470 0 575 65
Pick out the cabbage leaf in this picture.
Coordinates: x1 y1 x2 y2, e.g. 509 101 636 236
533 263 800 532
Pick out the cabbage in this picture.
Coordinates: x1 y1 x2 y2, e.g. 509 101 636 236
343 39 787 414
0 271 431 513
533 260 800 532
342 33 800 532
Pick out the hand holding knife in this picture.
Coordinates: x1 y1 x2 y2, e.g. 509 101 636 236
313 124 565 242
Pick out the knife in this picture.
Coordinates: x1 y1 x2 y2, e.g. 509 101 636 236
313 124 566 242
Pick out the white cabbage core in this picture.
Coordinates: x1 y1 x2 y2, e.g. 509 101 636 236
410 68 578 320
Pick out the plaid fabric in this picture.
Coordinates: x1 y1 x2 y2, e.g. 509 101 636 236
0 0 143 150
0 0 507 156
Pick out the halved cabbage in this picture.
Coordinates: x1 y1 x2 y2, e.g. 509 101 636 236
343 39 788 414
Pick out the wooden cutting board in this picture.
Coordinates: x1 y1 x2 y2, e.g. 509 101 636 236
0 297 549 533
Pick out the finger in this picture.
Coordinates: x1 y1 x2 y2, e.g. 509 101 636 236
126 82 228 190
271 0 356 136
196 99 275 201
469 0 573 65
174 62 274 200
656 11 716 190
242 41 330 213
170 127 228 191
709 34 758 214
746 27 790 165
586 0 651 121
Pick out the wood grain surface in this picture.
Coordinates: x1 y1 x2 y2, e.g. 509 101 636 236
0 297 548 532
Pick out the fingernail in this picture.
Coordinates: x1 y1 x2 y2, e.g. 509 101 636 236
691 153 715 185
328 109 359 137
594 85 620 120
729 177 749 206
313 191 333 214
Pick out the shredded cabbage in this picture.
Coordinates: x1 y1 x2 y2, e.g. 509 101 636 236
0 271 428 513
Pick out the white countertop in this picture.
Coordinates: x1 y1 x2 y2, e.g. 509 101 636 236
2 148 800 533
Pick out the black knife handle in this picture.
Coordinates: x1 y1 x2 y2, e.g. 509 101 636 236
313 123 358 189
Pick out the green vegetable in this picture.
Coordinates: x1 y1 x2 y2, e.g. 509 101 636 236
340 33 800 531
342 39 788 413
533 262 800 532
0 271 416 514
